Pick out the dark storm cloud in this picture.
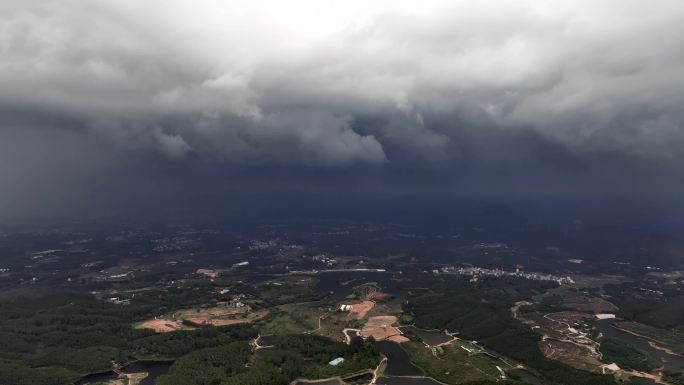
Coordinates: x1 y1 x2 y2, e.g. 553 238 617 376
1 0 684 222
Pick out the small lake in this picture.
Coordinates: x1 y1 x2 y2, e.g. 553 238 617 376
400 326 451 346
259 334 277 346
254 346 274 360
376 341 423 376
74 360 173 385
343 329 359 342
125 360 173 385
596 320 684 371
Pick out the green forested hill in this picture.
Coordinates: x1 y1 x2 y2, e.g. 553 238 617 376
156 334 380 385
407 295 618 385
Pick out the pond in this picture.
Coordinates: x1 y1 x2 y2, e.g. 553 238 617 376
124 360 174 385
258 334 278 346
254 346 274 360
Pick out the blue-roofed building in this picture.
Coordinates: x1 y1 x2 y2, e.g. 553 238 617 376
328 357 345 366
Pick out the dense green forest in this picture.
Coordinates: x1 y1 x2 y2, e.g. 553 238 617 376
156 343 252 385
0 361 80 385
598 338 660 372
157 334 380 385
406 294 618 385
604 282 684 330
664 370 684 385
0 288 258 385
0 260 662 385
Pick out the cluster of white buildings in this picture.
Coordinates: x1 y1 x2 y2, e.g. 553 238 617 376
595 313 616 320
227 294 247 308
81 260 103 268
310 253 337 266
105 297 131 305
249 239 278 250
151 236 194 252
439 266 575 285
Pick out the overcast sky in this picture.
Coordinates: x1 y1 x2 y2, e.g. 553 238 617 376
1 0 684 223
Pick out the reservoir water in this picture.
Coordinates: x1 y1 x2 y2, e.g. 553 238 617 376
74 360 173 385
258 334 277 346
125 360 173 385
376 341 423 376
596 320 684 371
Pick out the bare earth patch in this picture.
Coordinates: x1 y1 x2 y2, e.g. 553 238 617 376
137 319 182 333
137 307 269 332
182 309 269 326
175 306 250 319
343 301 375 321
126 372 148 385
186 318 248 326
388 335 411 343
96 372 148 385
360 315 406 342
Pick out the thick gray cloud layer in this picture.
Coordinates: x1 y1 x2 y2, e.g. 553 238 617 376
1 0 684 221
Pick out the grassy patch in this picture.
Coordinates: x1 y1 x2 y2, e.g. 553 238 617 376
258 303 323 335
615 322 684 355
599 338 660 372
402 341 504 384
